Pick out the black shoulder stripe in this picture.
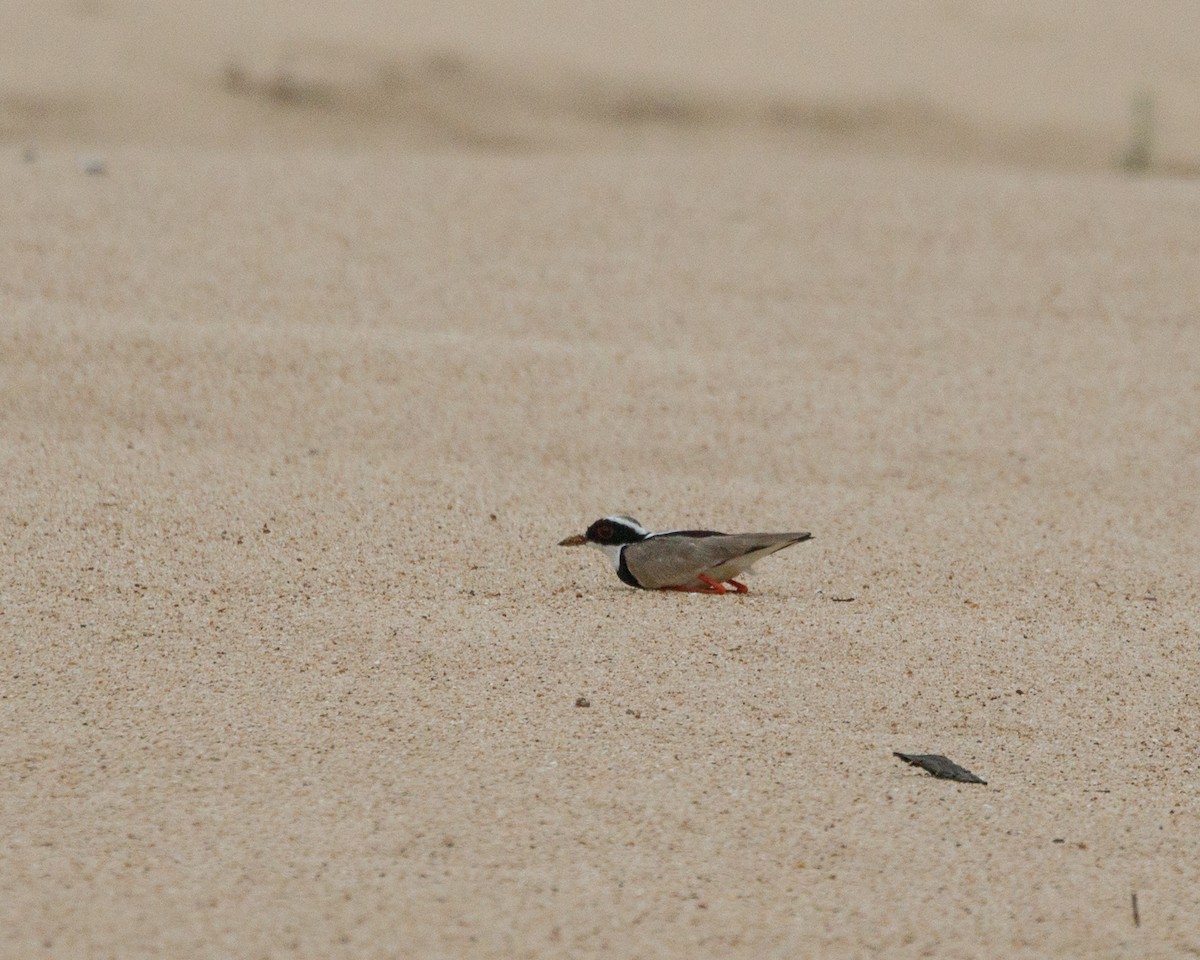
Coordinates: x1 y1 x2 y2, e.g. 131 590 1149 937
649 529 726 539
616 546 644 589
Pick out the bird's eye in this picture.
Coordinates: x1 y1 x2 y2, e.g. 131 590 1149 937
594 522 613 541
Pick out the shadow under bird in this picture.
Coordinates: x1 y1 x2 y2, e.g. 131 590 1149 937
559 516 812 594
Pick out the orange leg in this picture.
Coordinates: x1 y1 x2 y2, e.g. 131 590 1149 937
726 579 749 593
697 574 727 595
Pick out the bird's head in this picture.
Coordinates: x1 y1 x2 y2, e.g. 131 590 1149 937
558 516 651 549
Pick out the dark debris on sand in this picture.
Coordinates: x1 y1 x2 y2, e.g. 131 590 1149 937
894 752 987 784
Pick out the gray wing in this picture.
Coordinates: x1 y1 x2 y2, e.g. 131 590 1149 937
624 532 811 589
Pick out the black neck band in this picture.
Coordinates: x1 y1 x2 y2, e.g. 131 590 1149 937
616 546 643 589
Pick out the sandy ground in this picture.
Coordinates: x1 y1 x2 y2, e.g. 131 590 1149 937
3 3 1200 958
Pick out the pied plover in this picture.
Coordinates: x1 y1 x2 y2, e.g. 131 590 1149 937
559 516 812 594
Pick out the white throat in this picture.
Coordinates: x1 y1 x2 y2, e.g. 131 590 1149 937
590 541 625 570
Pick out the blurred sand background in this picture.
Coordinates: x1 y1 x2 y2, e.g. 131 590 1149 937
2 1 1199 957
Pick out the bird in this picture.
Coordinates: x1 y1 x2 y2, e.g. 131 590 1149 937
558 516 812 594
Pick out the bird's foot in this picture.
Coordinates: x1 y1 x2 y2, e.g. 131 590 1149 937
661 576 746 595
661 577 725 595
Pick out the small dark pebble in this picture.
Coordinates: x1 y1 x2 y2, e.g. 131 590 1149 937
1052 838 1065 844
575 697 590 708
894 752 987 784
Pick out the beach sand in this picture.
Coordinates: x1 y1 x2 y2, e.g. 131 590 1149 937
2 2 1199 957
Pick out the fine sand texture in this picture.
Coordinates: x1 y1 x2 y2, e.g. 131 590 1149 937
3 3 1200 959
